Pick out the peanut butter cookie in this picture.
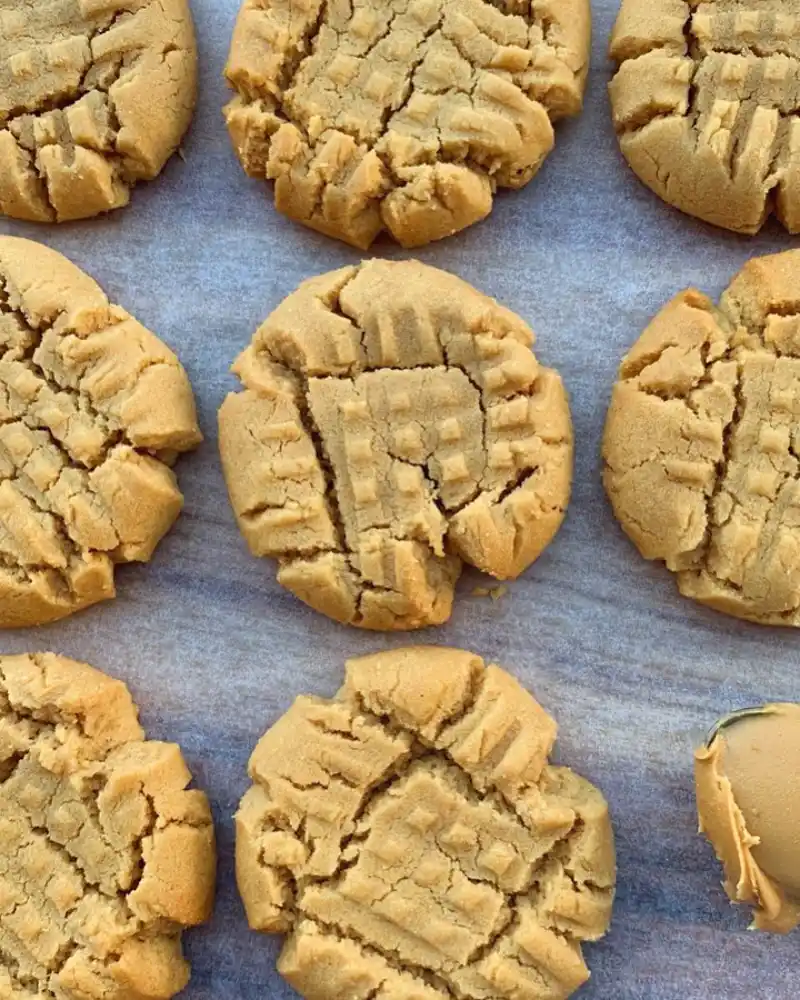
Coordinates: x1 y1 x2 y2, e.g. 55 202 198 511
610 0 800 234
0 0 197 223
0 237 202 628
604 250 800 625
224 0 590 248
236 646 616 1000
0 652 216 999
218 259 572 630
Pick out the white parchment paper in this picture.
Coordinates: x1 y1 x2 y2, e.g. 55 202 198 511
2 1 799 997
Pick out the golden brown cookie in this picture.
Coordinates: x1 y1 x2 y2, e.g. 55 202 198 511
223 0 590 248
0 237 202 629
218 259 572 630
610 0 800 234
0 652 216 999
236 646 616 1000
0 0 197 223
603 250 800 625
696 704 800 932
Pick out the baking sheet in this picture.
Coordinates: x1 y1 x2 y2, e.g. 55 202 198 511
2 0 799 997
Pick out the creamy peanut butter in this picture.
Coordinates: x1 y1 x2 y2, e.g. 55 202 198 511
695 704 800 932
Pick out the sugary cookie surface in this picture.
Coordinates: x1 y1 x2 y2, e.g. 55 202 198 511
604 250 800 624
0 237 202 628
236 647 616 1000
610 0 800 233
224 0 589 247
219 259 572 630
0 652 216 999
0 0 196 223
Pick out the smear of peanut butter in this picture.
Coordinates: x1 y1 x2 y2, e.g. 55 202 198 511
695 703 800 932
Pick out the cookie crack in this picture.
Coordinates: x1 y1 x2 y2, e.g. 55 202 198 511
298 914 459 998
1 808 140 989
460 904 516 969
0 757 188 996
255 745 424 903
0 942 41 993
614 108 685 139
762 304 800 324
280 375 456 597
612 265 800 618
256 704 467 887
701 356 743 563
382 14 446 134
293 775 592 1000
261 75 502 216
0 7 140 131
278 0 330 95
1 278 125 440
619 338 743 572
286 354 543 515
684 301 770 586
612 5 800 228
326 744 430 871
295 378 348 557
683 12 702 139
0 752 23 784
0 662 164 910
1 0 191 221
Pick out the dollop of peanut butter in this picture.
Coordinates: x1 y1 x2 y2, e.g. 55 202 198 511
695 704 800 932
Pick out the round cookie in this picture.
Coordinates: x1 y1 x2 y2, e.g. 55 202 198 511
0 0 197 223
696 704 800 932
218 259 572 630
0 652 216 999
0 237 202 628
223 0 590 249
603 250 800 625
236 646 616 1000
610 0 800 234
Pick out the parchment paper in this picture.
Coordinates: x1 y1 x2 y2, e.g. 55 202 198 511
2 1 799 997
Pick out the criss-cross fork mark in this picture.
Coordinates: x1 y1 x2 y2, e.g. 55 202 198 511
237 649 616 1000
224 0 589 246
0 239 201 628
610 0 800 232
219 260 572 630
604 252 800 623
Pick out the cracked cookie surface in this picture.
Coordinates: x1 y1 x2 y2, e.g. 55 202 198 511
0 652 216 1000
223 0 589 248
236 646 616 1000
0 0 197 223
610 0 800 234
0 237 202 629
218 259 572 631
604 250 800 625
